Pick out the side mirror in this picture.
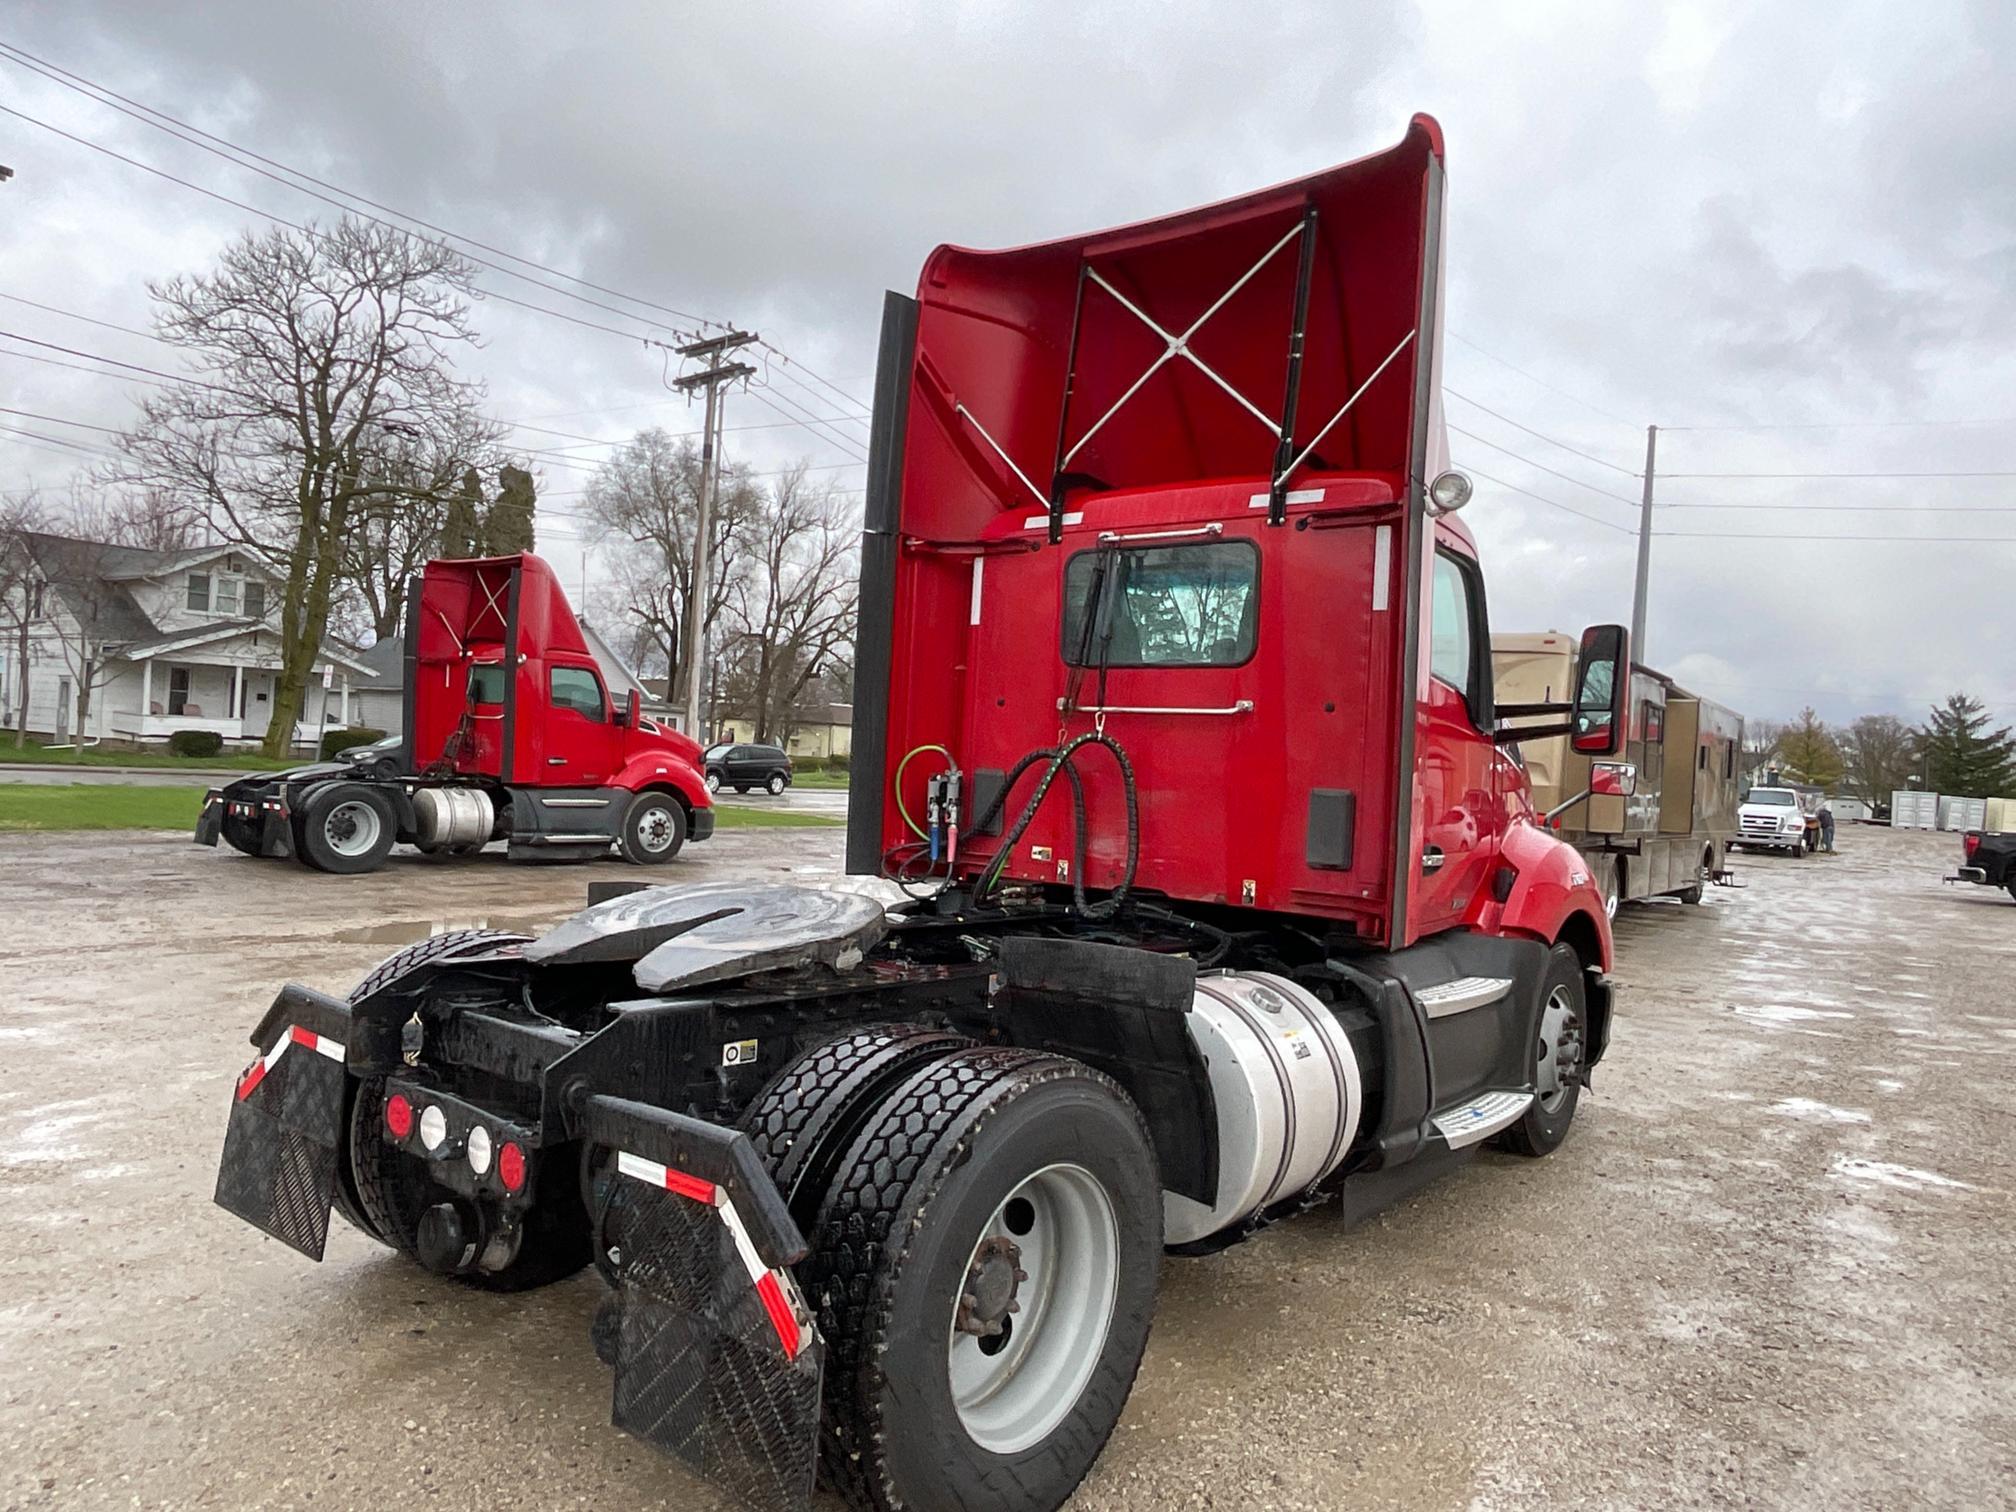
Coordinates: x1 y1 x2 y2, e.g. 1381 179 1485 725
1570 623 1630 756
621 688 641 728
1590 760 1637 798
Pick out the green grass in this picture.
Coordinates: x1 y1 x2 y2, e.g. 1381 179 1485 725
0 782 843 833
0 783 205 831
0 736 294 771
710 805 843 828
789 769 851 789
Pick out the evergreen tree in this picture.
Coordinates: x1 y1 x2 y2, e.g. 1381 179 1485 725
1918 693 2016 798
441 467 483 558
486 464 537 555
1775 706 1843 789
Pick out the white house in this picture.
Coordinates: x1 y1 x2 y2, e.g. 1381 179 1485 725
1 532 376 750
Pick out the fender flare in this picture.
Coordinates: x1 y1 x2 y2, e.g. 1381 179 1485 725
611 755 711 815
1494 820 1615 974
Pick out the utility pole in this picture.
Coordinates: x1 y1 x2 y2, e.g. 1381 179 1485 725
1629 423 1657 663
668 329 757 740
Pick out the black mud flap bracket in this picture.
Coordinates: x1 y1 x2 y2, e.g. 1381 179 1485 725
213 986 356 1260
583 1094 824 1512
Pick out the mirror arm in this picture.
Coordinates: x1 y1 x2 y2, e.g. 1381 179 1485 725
1494 719 1572 744
1496 700 1573 719
1545 787 1592 825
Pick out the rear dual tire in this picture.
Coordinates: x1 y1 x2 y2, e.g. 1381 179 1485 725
787 1045 1162 1512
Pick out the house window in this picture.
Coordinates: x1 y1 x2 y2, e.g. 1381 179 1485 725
244 581 266 619
168 666 191 716
186 573 210 612
215 577 239 614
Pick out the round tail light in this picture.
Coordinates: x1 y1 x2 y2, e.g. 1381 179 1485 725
497 1141 528 1194
384 1093 414 1140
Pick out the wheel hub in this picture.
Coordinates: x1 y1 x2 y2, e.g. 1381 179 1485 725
956 1235 1025 1338
1535 985 1584 1110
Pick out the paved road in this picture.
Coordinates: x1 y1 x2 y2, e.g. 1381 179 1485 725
0 825 2009 1510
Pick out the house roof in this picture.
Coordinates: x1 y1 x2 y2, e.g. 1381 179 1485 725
353 635 405 686
119 618 379 676
20 532 160 644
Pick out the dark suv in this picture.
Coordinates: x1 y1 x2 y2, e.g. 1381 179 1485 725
703 741 794 796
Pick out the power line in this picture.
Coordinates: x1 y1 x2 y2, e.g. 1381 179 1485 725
0 406 120 434
1446 331 1640 429
1655 531 2016 543
743 385 870 464
1656 500 2016 513
0 422 112 457
1448 424 1641 508
1663 417 2016 433
1460 463 1636 534
1444 389 1639 476
0 46 705 342
0 44 869 436
1660 469 2016 480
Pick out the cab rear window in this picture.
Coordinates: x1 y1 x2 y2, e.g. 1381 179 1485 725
1061 540 1258 668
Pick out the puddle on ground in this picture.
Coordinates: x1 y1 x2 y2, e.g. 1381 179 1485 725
1770 1097 1871 1124
1732 1004 1854 1025
1829 1156 1974 1193
331 915 564 945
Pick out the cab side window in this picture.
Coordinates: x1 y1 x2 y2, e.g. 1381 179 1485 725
1429 551 1482 715
550 666 606 722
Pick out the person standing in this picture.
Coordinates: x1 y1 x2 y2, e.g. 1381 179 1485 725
1819 803 1836 853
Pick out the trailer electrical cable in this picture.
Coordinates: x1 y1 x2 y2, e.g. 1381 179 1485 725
969 731 1139 920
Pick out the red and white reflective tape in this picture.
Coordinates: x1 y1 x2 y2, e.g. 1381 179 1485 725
615 1150 807 1360
235 1024 345 1102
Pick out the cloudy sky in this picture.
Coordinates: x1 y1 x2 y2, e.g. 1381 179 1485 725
2 1 2010 727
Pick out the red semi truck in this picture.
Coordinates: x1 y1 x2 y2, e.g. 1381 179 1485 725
212 116 1628 1512
194 552 715 872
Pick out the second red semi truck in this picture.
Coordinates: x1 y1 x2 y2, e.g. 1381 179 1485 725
194 553 715 872
211 116 1630 1512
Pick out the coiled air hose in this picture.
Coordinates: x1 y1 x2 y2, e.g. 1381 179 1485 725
970 730 1139 920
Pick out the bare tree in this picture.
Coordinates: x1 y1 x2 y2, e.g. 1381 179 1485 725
1838 713 1918 807
0 492 49 747
114 217 498 756
715 467 860 744
1741 717 1784 785
583 429 759 708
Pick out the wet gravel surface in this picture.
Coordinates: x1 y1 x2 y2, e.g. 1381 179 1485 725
1 824 2011 1510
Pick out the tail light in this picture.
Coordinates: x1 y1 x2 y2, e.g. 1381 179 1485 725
466 1124 494 1176
1965 832 1981 859
384 1092 414 1140
498 1141 528 1194
418 1104 449 1151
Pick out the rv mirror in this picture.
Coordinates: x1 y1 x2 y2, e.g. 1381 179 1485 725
1570 623 1629 756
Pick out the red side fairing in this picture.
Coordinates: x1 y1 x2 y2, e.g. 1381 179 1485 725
875 119 1449 942
1476 817 1615 973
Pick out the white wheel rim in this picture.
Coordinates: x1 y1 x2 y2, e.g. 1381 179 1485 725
706 772 721 792
769 775 784 794
635 803 677 854
948 1162 1119 1455
1535 983 1583 1113
323 800 382 857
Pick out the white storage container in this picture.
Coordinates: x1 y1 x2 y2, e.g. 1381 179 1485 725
1984 796 2016 835
1890 790 1939 830
1938 795 1988 833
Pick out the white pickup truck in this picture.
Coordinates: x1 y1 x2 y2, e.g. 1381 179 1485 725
1734 785 1815 857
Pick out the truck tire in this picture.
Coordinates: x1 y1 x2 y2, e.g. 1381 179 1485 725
333 929 532 1245
805 1048 1161 1512
739 1024 974 1226
1498 943 1586 1158
299 782 398 874
618 792 686 864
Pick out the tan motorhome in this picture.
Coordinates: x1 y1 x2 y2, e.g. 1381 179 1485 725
1494 632 1743 914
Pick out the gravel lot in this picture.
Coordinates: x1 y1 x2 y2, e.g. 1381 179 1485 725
1 823 2010 1510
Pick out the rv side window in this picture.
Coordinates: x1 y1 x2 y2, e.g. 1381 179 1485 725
468 664 506 705
550 666 607 721
1428 551 1477 706
1061 540 1258 668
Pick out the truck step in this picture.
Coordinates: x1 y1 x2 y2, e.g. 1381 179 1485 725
1414 975 1512 1019
1431 1089 1533 1149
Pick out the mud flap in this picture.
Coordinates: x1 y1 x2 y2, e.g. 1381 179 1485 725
213 1024 348 1259
587 1096 823 1512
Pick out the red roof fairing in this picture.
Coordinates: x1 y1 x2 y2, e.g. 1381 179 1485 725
897 115 1446 545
